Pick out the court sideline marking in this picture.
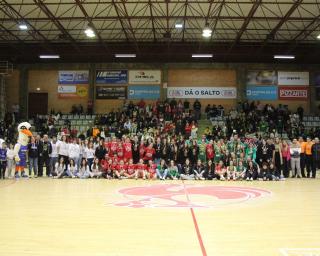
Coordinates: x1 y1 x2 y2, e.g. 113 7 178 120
181 180 208 256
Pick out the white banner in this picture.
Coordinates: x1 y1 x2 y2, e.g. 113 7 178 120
278 71 309 86
167 87 237 99
129 70 161 84
58 85 77 93
58 70 89 84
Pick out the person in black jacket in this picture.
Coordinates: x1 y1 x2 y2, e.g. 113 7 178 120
204 159 215 180
245 160 259 181
193 99 201 121
154 137 162 164
39 135 52 177
35 135 44 177
132 137 140 164
193 159 205 180
95 139 107 161
256 139 273 166
311 137 320 178
28 136 39 177
180 158 194 180
190 140 199 165
160 139 169 161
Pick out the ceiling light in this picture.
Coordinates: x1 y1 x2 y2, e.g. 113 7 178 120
192 54 213 58
274 55 295 59
175 23 183 29
19 24 28 30
115 54 136 58
317 34 320 39
39 55 60 59
85 27 95 38
202 24 212 38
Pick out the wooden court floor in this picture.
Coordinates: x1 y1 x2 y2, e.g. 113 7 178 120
0 177 319 256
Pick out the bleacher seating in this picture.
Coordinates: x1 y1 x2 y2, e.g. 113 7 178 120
302 115 320 128
36 114 96 135
209 114 320 130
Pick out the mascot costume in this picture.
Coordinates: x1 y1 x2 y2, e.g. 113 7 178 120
14 122 32 178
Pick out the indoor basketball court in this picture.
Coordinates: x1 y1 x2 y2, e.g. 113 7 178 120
1 179 319 256
1 1 320 256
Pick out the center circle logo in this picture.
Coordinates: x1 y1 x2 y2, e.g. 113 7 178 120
109 184 271 209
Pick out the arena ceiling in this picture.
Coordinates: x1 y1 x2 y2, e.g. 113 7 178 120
0 0 319 63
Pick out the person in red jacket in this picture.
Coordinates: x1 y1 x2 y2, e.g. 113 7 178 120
123 138 132 162
135 158 146 180
101 154 109 168
116 142 124 160
108 137 118 157
114 159 127 179
111 157 118 173
144 143 155 162
139 141 146 160
124 158 136 179
102 158 113 179
146 160 157 179
206 140 215 161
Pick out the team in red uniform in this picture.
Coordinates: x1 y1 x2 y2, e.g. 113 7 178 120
146 160 157 179
124 159 136 179
115 159 127 179
144 143 155 161
123 138 132 162
135 159 147 179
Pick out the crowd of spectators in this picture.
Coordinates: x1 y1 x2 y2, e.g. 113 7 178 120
0 99 319 181
206 100 320 139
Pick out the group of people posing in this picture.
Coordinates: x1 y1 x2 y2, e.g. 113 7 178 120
0 132 319 181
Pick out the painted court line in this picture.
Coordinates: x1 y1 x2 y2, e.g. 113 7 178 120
181 180 208 256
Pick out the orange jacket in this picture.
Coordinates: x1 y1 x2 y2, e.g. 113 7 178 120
305 142 313 155
300 141 306 154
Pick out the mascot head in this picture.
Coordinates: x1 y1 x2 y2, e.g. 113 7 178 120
17 122 32 146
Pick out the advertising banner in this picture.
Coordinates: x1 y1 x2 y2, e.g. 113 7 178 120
128 85 160 99
128 70 161 84
58 70 89 84
246 86 278 100
96 86 127 99
57 85 88 99
277 71 309 86
278 86 309 100
167 87 237 99
96 70 128 84
246 70 277 86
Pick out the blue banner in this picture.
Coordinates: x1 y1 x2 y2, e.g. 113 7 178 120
58 70 89 84
246 86 278 100
128 85 160 99
96 70 128 84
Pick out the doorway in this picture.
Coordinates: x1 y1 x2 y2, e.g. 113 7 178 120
28 92 48 118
